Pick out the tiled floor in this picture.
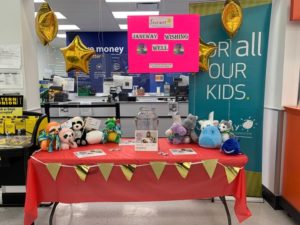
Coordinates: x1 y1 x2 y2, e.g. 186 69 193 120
0 199 298 225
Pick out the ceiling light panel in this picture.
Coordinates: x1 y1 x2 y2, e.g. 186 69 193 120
119 24 128 30
58 25 80 30
57 34 67 38
34 0 45 3
54 12 67 19
112 11 159 19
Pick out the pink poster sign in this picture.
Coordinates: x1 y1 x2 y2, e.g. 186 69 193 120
128 15 200 73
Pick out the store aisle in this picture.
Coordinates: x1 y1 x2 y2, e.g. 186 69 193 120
0 199 297 225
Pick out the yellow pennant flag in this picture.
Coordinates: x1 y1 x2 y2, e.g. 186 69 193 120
150 161 166 180
46 163 61 180
75 165 90 181
175 162 192 179
120 164 136 181
202 159 218 179
225 166 241 183
98 163 114 181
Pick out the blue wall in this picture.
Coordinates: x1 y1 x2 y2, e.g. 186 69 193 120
66 32 188 93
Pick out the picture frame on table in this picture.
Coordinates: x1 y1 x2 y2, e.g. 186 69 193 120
135 130 158 151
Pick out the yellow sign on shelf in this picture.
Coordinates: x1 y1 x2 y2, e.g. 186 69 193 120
0 95 23 117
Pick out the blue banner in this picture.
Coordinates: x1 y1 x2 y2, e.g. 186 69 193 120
189 2 272 196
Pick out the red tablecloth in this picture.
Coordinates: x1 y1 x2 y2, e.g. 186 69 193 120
24 139 251 225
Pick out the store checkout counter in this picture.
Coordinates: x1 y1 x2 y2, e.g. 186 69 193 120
41 93 188 137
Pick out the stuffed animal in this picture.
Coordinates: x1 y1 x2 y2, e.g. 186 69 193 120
38 121 61 152
219 120 235 142
59 128 78 150
165 122 187 144
199 126 222 149
181 114 198 143
86 130 103 145
102 118 121 143
221 138 242 155
71 116 87 146
198 111 219 131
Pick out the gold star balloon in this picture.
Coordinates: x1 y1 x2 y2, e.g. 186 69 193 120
35 2 58 45
199 38 217 72
60 35 96 74
221 0 243 38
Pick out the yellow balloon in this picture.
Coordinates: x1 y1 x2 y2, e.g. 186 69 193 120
60 35 96 74
199 38 217 72
221 0 243 38
35 3 58 45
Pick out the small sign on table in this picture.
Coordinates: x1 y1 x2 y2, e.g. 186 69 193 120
135 130 158 151
170 148 197 155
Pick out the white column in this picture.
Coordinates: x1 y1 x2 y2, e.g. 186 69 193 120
0 0 40 111
263 0 300 195
21 0 40 111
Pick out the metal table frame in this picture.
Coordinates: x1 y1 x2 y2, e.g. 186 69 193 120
33 197 232 225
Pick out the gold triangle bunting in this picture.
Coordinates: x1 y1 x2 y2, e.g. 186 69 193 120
175 162 192 179
120 164 136 181
98 163 114 181
150 161 166 180
225 166 241 183
46 163 62 181
75 165 90 181
202 159 218 179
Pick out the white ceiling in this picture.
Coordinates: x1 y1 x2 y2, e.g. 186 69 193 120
34 0 217 47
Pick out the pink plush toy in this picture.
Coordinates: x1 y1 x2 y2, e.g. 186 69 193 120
59 128 78 150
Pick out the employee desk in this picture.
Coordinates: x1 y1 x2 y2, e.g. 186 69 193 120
24 139 251 225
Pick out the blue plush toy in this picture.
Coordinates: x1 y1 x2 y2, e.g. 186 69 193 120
221 138 242 155
199 126 222 149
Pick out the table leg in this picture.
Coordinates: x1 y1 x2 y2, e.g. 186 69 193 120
219 196 232 225
49 202 59 225
40 202 54 207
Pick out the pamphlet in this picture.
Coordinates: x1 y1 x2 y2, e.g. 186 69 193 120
119 139 135 146
170 148 197 155
84 117 101 130
135 130 158 151
74 149 106 158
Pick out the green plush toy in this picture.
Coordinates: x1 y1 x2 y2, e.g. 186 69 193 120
102 118 121 143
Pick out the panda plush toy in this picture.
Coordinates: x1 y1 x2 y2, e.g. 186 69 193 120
71 116 87 146
59 128 78 150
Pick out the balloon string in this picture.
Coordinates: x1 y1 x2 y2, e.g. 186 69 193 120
46 45 50 78
228 39 232 120
98 0 105 78
193 74 196 115
101 1 105 76
98 0 102 46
